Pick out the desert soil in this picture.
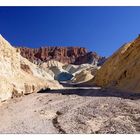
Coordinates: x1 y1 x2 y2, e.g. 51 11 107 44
0 87 140 134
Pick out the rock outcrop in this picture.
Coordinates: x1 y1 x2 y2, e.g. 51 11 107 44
40 60 99 82
19 46 102 65
0 35 62 102
40 60 73 81
72 69 94 83
41 60 64 68
88 35 140 93
74 52 99 65
71 64 99 83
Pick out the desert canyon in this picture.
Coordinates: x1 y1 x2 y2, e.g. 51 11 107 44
0 34 140 134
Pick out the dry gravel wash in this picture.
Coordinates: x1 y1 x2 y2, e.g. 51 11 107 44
0 90 140 134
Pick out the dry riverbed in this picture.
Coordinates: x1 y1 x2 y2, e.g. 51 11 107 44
0 88 140 134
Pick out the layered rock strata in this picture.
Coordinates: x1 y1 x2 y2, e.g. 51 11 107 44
0 35 62 101
19 46 102 65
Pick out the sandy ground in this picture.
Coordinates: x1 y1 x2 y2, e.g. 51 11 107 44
0 87 140 134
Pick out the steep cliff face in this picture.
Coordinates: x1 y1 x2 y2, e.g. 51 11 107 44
74 52 99 65
0 35 62 102
89 35 140 93
0 35 21 77
19 46 101 65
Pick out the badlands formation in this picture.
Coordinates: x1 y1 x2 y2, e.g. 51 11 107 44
0 34 100 102
0 35 62 102
0 35 140 134
19 46 102 65
88 35 140 93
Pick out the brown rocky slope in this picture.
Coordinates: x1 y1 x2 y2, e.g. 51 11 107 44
19 46 102 65
88 35 140 93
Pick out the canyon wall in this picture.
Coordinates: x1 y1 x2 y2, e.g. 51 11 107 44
0 35 62 102
88 35 140 93
19 46 101 65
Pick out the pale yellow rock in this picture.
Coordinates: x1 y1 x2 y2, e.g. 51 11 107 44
41 60 68 79
0 34 20 77
88 35 140 93
72 68 96 83
0 77 13 101
41 60 64 68
71 64 98 83
0 35 62 101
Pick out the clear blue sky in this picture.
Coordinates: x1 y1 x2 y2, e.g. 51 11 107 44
0 7 140 57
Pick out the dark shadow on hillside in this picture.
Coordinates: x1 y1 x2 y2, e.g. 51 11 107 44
37 88 140 100
59 81 97 87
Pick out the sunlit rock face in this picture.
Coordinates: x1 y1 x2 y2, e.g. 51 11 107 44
70 64 99 83
40 60 73 81
88 35 140 93
40 60 99 82
0 35 21 77
0 35 62 102
19 46 103 65
0 34 21 101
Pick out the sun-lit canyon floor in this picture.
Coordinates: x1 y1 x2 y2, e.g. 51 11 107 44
0 84 140 134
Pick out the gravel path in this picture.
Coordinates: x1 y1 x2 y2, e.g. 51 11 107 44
0 88 140 134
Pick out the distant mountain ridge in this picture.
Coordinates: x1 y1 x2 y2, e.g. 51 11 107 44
19 46 104 65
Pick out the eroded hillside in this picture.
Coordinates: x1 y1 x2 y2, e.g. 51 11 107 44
88 35 140 93
0 35 62 102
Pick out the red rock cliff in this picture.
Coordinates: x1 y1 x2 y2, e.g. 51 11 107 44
19 46 101 65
